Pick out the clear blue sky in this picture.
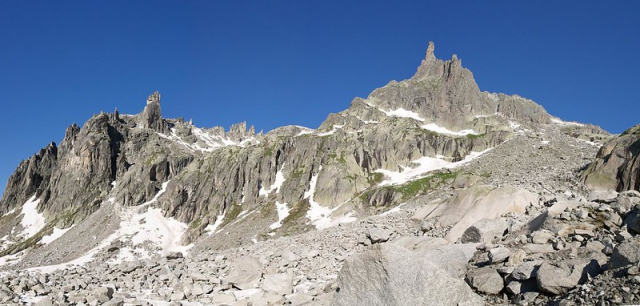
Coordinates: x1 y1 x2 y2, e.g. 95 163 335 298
1 1 639 193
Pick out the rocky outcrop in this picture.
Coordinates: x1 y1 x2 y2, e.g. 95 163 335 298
583 124 640 191
332 244 482 306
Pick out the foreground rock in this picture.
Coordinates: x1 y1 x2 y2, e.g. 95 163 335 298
536 258 603 295
583 124 640 191
332 244 482 306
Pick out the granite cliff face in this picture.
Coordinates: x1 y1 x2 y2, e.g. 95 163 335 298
583 124 640 191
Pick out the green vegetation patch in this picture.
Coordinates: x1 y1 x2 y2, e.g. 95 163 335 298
622 125 640 136
367 172 384 186
264 147 274 157
393 171 457 199
280 200 312 236
221 203 243 227
466 133 486 139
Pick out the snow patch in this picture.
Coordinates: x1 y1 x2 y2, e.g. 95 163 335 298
355 116 378 124
158 126 251 153
381 108 425 122
304 167 357 229
509 121 521 129
381 203 407 216
269 201 290 230
2 207 17 217
551 117 585 127
0 253 24 267
376 148 493 186
205 212 226 235
575 138 600 147
259 165 286 196
487 92 500 102
295 126 315 136
421 123 479 137
40 226 74 245
19 195 46 239
28 180 192 272
228 210 255 227
316 125 343 137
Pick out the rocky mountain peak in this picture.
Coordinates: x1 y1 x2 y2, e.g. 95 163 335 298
425 41 436 62
140 91 169 133
146 91 161 105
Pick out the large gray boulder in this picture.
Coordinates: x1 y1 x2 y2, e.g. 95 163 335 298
461 218 510 244
225 257 263 290
262 273 293 295
332 244 483 306
420 243 479 278
536 258 602 295
465 267 504 295
609 236 640 269
583 124 640 191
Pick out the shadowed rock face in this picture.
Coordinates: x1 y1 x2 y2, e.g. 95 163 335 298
0 42 557 252
583 124 640 191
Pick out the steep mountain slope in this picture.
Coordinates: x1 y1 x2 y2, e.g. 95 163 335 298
0 42 628 306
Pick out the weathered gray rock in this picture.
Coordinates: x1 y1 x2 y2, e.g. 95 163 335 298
286 293 314 305
531 230 554 244
583 125 640 191
488 247 511 264
507 249 527 266
511 261 542 281
625 209 640 234
609 236 640 269
536 258 602 295
211 294 237 304
466 267 504 295
367 227 393 244
225 257 263 290
91 286 114 302
332 244 483 306
420 243 479 278
461 218 510 244
505 279 538 296
166 252 184 260
262 273 293 295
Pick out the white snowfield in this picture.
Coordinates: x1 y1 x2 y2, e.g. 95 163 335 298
158 126 255 153
294 125 315 137
304 167 357 230
19 195 46 239
376 148 493 186
381 108 425 122
421 123 479 137
551 117 585 127
316 125 343 137
379 107 480 136
269 201 291 230
28 180 193 273
204 211 226 236
259 164 286 196
40 226 74 245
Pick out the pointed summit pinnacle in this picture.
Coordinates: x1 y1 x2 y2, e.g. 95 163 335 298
414 41 439 79
140 91 168 132
147 91 161 105
426 41 436 62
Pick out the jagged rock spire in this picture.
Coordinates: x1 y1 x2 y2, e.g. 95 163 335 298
425 41 436 62
140 91 168 132
147 91 161 105
414 41 441 79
